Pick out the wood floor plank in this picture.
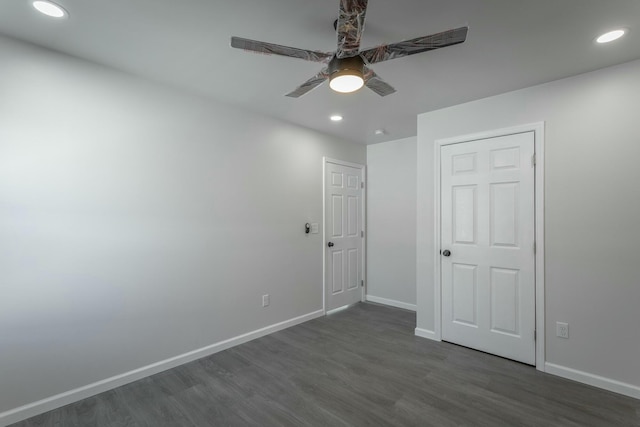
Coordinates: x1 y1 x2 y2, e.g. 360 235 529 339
9 303 640 426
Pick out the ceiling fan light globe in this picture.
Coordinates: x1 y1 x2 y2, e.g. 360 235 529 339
329 74 364 93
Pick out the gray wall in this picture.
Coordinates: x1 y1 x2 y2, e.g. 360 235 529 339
366 137 417 309
416 59 640 390
0 35 365 414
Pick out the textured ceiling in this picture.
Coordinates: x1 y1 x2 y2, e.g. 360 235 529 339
1 0 640 144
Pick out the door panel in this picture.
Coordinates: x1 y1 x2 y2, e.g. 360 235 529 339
332 251 344 294
490 182 519 247
347 174 359 189
347 196 358 236
326 162 364 311
331 195 343 237
452 263 478 327
453 185 477 244
490 267 519 335
441 131 535 365
347 249 359 290
332 172 343 187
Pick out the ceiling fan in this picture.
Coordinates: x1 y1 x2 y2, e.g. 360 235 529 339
230 0 468 98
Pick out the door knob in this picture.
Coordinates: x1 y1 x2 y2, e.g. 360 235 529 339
442 250 451 257
327 242 334 247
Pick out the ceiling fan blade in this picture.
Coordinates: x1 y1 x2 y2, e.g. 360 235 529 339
231 37 332 63
336 0 369 59
285 69 330 98
364 67 396 97
360 26 468 64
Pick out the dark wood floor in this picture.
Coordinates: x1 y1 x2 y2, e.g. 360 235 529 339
11 303 640 426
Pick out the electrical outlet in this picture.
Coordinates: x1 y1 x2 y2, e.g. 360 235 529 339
262 294 270 307
556 322 569 339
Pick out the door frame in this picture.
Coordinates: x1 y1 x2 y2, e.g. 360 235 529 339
322 157 367 314
433 122 545 371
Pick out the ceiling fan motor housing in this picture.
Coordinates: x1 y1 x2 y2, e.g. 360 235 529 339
329 55 365 81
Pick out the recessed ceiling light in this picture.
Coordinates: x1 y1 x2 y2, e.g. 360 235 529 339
374 129 386 135
32 1 68 18
330 115 343 122
596 29 626 44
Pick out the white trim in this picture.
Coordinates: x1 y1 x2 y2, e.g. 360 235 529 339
433 131 442 341
324 157 365 170
0 310 324 427
433 122 546 371
362 165 367 302
414 328 440 341
532 123 546 371
322 158 327 314
322 157 367 314
545 363 640 400
366 295 416 312
326 303 359 316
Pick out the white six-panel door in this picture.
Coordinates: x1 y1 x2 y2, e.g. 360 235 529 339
441 132 536 365
325 161 363 312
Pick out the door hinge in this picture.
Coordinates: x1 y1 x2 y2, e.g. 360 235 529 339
534 330 537 341
361 230 364 238
361 280 364 287
533 241 536 254
531 154 536 167
361 182 364 189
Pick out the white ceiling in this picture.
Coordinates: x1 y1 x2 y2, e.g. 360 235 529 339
1 0 639 144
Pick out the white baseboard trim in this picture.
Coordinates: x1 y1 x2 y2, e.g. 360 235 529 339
545 362 640 400
414 327 441 342
0 310 325 427
326 302 362 316
365 295 417 312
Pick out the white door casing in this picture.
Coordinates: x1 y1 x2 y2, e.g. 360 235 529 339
441 131 536 365
324 158 365 313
